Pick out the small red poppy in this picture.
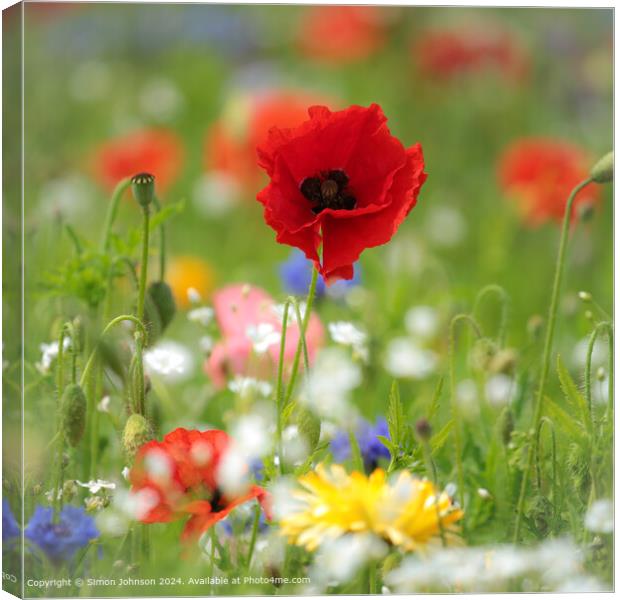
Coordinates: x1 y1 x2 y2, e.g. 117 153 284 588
256 103 427 281
204 90 332 189
129 428 270 542
94 129 183 193
413 25 529 82
498 138 600 226
297 6 386 64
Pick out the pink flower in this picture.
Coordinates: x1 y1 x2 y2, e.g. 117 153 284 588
204 284 324 389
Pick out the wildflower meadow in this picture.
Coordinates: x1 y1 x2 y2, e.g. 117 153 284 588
1 3 614 597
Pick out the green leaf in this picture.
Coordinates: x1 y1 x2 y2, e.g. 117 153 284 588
348 428 365 472
430 419 454 456
149 200 185 231
428 376 444 421
545 396 587 443
556 354 590 431
387 380 404 447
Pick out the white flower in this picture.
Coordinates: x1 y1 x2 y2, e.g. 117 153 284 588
228 376 272 399
97 396 111 413
246 322 280 354
485 374 518 408
199 335 215 355
572 336 609 370
585 498 613 533
139 77 184 122
144 341 194 382
187 306 214 327
477 488 492 500
230 414 272 459
282 425 308 467
216 445 251 497
187 287 203 305
455 379 479 416
38 174 95 220
425 205 467 248
76 479 116 494
328 321 369 362
36 338 71 374
121 467 130 481
384 338 438 380
405 306 440 340
192 172 241 218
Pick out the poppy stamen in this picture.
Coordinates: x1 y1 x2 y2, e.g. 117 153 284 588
300 169 357 214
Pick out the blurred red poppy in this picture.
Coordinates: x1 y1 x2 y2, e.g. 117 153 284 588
298 6 386 63
204 90 332 189
129 428 270 542
256 103 427 281
413 25 529 82
94 129 184 193
498 138 600 226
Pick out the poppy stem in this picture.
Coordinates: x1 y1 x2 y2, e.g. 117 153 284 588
512 177 592 543
52 326 68 522
100 177 131 253
473 284 511 347
448 313 482 510
584 321 613 418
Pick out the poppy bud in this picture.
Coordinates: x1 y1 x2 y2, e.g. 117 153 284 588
470 338 498 373
415 418 432 441
60 383 86 446
590 151 613 184
148 281 176 331
122 414 152 461
297 407 321 452
489 348 518 375
131 173 155 208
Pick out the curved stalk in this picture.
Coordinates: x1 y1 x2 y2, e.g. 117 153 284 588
100 178 131 253
473 284 511 347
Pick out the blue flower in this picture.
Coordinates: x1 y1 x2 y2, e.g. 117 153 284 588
25 505 99 563
3 499 20 542
279 250 360 299
331 417 391 472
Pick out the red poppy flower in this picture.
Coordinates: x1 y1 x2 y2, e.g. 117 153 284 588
298 6 386 64
94 129 184 193
204 90 333 189
498 138 600 226
129 428 270 542
256 103 427 281
413 25 529 82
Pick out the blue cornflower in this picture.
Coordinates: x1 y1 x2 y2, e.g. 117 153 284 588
331 417 391 472
219 510 268 537
25 505 99 563
279 249 360 299
3 499 20 542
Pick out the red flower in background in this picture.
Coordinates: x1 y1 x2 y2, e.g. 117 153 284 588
204 90 332 189
298 6 387 64
498 138 600 226
413 25 529 82
129 428 270 542
94 129 184 193
256 103 427 281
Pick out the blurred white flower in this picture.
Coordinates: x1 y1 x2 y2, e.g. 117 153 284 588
272 302 307 327
328 321 369 362
36 338 71 375
282 425 309 467
384 338 438 380
299 348 360 423
425 205 467 248
116 488 160 521
76 479 116 494
246 322 281 354
187 287 203 305
97 395 111 413
230 414 272 459
69 60 111 102
144 340 194 382
139 77 184 122
585 499 613 533
485 374 518 408
216 445 251 497
405 306 440 340
121 467 130 481
199 335 215 355
38 174 95 221
192 172 241 218
228 376 273 399
271 477 300 520
95 509 128 537
455 379 479 416
143 447 174 484
187 306 214 327
572 336 609 371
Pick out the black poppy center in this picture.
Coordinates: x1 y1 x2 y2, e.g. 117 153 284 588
300 170 357 214
209 488 228 512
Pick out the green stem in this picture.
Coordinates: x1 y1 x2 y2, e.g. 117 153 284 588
274 300 291 475
100 178 131 252
584 321 613 418
79 315 147 388
153 196 166 281
136 206 150 324
449 313 482 509
367 561 377 594
422 439 447 547
284 268 319 406
512 177 592 543
473 284 511 347
245 503 261 571
52 327 68 521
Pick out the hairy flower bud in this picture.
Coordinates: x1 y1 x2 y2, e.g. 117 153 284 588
122 414 152 461
590 151 613 184
60 383 87 446
148 281 177 331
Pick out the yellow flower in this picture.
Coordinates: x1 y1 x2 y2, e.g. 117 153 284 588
167 256 215 309
278 464 463 552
